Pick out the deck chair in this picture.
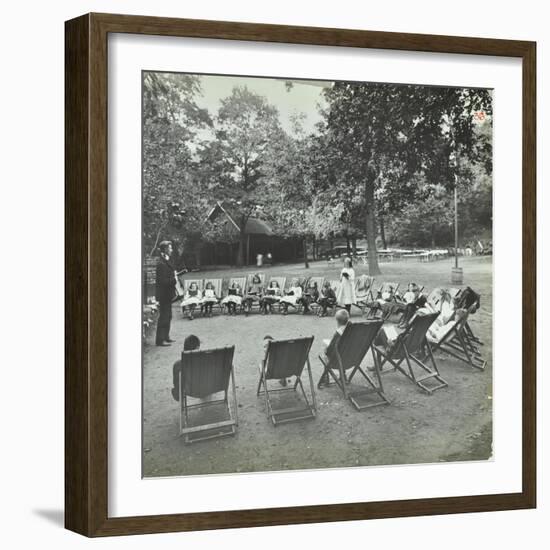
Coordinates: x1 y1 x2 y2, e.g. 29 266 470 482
428 307 487 370
264 276 286 312
364 282 401 320
354 275 375 313
280 277 304 313
244 272 266 313
222 276 246 313
454 287 484 347
256 336 317 425
202 278 223 315
373 311 448 394
180 279 204 314
389 285 426 324
318 320 389 410
178 346 238 443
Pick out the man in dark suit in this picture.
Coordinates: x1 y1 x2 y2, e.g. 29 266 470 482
155 241 177 346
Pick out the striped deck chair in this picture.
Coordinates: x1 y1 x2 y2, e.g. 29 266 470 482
318 320 389 410
222 277 246 314
364 281 401 320
354 275 375 313
178 346 238 443
257 336 317 425
243 272 266 314
428 307 487 370
264 276 286 313
202 278 223 315
373 311 448 394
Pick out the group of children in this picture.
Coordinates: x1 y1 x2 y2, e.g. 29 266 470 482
180 275 339 319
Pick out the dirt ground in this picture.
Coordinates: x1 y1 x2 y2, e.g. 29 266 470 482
142 255 493 478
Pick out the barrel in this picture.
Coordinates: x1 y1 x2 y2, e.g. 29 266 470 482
451 267 463 285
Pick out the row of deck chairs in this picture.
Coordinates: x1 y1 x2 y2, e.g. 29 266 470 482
178 273 346 315
179 273 382 316
177 308 484 443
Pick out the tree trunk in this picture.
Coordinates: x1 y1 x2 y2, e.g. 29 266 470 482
365 180 381 276
431 223 436 248
303 237 310 268
312 235 317 261
352 237 357 256
236 231 246 267
345 233 351 255
194 247 202 268
246 234 251 266
380 217 387 250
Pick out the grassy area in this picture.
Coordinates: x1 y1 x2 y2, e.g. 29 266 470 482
143 255 492 478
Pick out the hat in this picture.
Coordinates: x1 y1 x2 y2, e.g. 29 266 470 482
158 240 172 252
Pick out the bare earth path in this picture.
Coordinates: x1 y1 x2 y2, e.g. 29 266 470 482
143 256 492 478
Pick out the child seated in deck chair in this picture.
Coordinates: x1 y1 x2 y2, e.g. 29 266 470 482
243 274 264 315
367 283 396 318
261 280 282 314
221 282 243 315
318 309 350 387
201 281 219 317
317 281 336 317
298 280 319 314
397 283 428 328
181 282 202 320
171 335 201 401
280 280 303 315
427 308 468 344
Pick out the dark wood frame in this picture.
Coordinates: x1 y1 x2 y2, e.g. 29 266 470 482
65 12 536 537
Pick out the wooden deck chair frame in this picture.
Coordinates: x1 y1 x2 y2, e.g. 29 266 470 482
364 281 401 320
264 276 286 312
178 346 238 444
202 278 223 315
256 336 317 425
354 275 376 313
373 312 448 394
318 320 389 411
430 308 487 370
223 277 246 313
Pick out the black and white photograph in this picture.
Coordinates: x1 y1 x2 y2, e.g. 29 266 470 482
141 71 493 478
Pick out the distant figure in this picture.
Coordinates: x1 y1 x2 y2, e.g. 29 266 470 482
336 257 356 313
155 241 177 346
266 252 273 265
171 335 201 401
256 253 264 267
318 309 350 387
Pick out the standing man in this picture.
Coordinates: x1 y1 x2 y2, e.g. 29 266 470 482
155 241 177 346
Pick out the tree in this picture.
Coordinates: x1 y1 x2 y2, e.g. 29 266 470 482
320 82 493 275
206 86 286 266
142 73 212 256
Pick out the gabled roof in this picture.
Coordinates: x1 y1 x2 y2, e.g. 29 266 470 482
206 201 274 236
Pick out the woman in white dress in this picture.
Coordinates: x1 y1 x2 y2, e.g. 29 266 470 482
336 257 356 313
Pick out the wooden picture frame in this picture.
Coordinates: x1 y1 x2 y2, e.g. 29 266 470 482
65 12 536 537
